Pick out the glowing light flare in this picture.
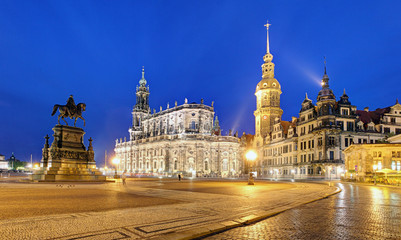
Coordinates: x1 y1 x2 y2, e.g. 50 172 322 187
245 150 257 161
112 157 120 165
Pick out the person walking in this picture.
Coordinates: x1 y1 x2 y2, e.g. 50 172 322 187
122 170 127 186
178 174 181 181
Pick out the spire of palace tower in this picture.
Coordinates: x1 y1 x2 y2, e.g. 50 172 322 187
265 21 271 54
261 20 275 79
317 57 335 102
321 57 329 88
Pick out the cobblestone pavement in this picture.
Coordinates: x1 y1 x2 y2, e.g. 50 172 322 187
205 182 401 240
0 179 337 239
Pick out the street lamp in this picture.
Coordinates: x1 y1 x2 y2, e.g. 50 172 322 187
291 169 295 180
373 164 377 185
245 150 257 185
112 157 120 179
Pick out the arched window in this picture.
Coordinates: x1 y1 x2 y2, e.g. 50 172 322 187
204 160 208 171
154 161 157 169
222 159 228 171
146 162 149 169
174 160 178 170
188 158 194 170
191 121 196 129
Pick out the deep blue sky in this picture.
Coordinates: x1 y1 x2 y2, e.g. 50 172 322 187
1 1 401 165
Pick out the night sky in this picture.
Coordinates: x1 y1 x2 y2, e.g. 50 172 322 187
1 1 401 165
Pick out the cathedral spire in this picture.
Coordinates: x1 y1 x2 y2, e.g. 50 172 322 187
139 66 147 86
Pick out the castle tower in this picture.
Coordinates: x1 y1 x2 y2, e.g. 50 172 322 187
254 21 283 147
130 67 150 140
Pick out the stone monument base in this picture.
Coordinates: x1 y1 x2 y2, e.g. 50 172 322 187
31 125 106 182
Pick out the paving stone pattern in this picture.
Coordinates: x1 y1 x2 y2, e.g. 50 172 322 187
0 180 336 239
205 183 401 240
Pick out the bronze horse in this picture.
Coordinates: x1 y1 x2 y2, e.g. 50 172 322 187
51 103 86 127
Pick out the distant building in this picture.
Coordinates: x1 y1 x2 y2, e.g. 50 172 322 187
6 153 26 170
0 154 7 170
252 22 399 179
114 68 242 177
343 135 401 183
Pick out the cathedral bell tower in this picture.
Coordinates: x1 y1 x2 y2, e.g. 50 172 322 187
130 67 150 140
254 21 283 147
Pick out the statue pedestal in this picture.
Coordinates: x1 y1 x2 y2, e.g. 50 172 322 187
32 125 106 182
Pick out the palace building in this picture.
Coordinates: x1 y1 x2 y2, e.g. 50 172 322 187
253 22 401 179
114 69 241 177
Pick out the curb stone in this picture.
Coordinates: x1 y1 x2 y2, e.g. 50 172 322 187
154 186 342 240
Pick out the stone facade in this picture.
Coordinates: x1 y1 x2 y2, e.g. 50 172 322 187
344 143 401 183
253 22 399 179
0 154 7 170
114 69 242 177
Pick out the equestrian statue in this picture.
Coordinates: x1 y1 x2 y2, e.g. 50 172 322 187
51 95 86 127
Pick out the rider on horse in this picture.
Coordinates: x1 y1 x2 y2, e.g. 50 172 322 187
66 95 77 117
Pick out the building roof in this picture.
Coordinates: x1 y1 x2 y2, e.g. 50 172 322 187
356 107 391 124
388 134 401 143
280 121 295 135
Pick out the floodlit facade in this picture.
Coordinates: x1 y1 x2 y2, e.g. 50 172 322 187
253 22 399 179
114 69 242 177
344 143 401 183
0 154 7 170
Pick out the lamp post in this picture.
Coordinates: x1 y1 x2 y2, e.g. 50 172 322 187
373 164 377 185
245 150 257 185
112 157 120 179
291 169 295 180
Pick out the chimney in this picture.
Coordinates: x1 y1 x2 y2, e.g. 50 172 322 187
364 107 369 112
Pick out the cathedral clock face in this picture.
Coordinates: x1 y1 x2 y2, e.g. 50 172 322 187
263 115 268 120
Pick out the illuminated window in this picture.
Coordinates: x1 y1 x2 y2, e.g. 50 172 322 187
397 161 400 171
378 161 382 170
204 161 208 171
222 160 228 171
392 161 396 170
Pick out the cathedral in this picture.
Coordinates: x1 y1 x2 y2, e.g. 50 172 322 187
253 22 401 179
114 68 241 177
